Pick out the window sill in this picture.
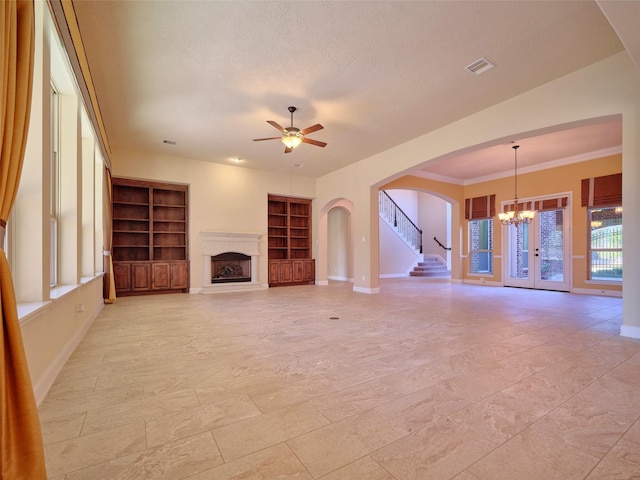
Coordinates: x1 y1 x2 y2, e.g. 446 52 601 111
17 285 79 328
18 274 104 327
585 279 622 285
50 284 80 299
18 302 52 326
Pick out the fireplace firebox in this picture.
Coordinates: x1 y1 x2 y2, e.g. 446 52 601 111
211 252 251 283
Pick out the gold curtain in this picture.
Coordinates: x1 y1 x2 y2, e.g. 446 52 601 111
103 166 115 302
1 1 47 478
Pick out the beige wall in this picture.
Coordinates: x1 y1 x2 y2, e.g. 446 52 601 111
22 277 104 405
109 150 316 289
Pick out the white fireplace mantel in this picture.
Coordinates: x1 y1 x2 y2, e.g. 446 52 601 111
200 231 263 293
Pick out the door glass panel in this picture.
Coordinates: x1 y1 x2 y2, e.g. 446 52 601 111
539 209 563 281
507 223 529 279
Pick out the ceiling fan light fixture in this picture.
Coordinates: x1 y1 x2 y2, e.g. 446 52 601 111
282 130 303 149
253 106 325 152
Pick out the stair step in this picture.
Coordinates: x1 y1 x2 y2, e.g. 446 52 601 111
410 256 450 278
410 270 450 277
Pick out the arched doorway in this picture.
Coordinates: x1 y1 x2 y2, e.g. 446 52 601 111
327 206 353 282
317 198 354 286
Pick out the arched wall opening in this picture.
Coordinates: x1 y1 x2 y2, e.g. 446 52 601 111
378 188 453 278
378 179 462 282
327 206 353 282
317 198 354 286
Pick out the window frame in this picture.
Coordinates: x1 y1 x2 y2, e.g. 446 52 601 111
50 83 60 287
469 218 493 275
587 206 622 282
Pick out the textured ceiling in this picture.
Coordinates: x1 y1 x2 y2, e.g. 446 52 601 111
72 0 630 180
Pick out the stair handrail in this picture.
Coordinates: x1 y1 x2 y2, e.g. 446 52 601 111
379 190 423 253
433 236 451 251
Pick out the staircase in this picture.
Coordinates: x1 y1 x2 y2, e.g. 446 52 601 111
379 190 451 278
378 191 422 254
410 255 450 277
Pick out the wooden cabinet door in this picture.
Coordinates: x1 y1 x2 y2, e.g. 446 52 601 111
279 261 293 283
303 259 315 282
170 262 189 289
268 261 280 284
152 263 171 290
131 263 151 291
292 260 304 282
114 263 131 292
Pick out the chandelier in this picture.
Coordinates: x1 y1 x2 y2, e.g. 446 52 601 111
498 145 535 226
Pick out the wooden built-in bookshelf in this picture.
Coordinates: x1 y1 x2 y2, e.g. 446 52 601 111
112 177 189 295
267 194 314 286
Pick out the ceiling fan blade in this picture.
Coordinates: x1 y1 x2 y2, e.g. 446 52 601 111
267 120 286 133
300 123 323 135
302 137 327 148
284 146 293 154
253 137 281 142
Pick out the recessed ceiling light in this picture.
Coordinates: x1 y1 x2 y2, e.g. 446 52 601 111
465 58 495 75
163 139 176 145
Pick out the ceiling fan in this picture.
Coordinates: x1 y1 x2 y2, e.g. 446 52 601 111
253 106 326 153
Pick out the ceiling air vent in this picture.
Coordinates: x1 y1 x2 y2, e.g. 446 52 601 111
465 58 495 75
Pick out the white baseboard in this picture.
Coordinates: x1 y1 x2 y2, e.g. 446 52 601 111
328 275 349 281
463 279 502 287
316 280 329 286
34 301 103 406
620 325 640 339
571 288 622 298
379 273 407 278
353 286 381 294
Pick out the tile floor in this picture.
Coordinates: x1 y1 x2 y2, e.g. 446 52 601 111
39 278 640 479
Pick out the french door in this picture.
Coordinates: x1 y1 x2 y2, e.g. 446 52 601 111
504 208 570 291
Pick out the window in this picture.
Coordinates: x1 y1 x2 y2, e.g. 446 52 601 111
469 218 493 274
588 206 622 281
50 85 60 287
